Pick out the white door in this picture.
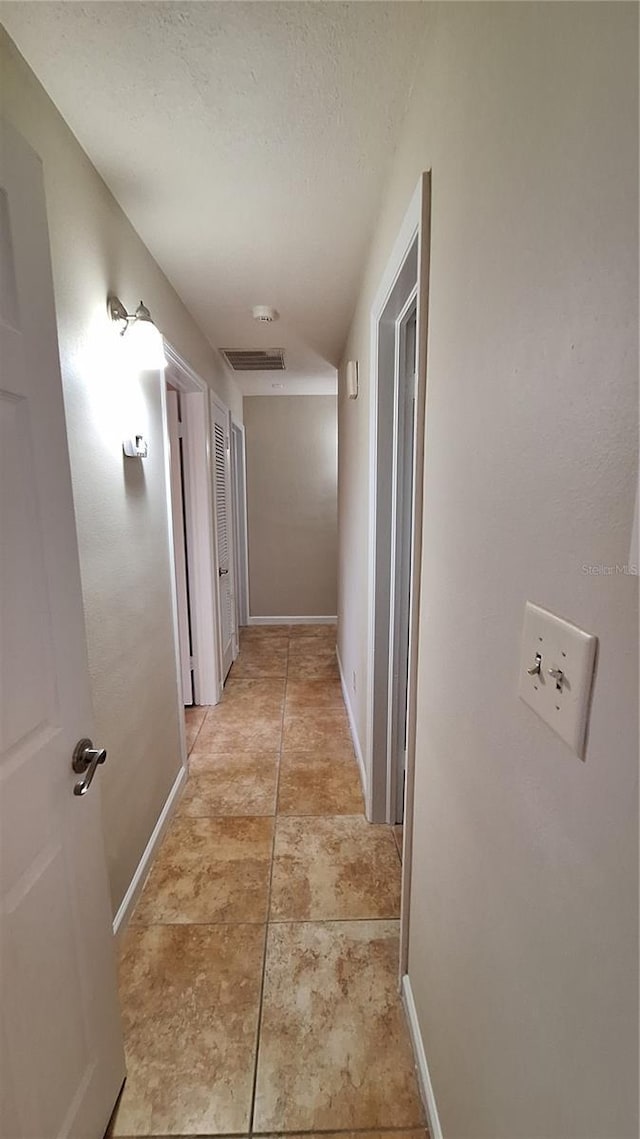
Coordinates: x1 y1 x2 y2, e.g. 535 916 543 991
166 387 193 705
0 121 125 1139
211 396 235 679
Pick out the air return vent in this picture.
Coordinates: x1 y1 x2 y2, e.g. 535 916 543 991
220 348 285 372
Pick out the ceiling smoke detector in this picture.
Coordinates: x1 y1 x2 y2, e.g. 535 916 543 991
252 305 279 323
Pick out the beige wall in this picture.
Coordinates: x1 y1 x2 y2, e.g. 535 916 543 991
338 4 638 1137
0 29 242 916
244 395 337 617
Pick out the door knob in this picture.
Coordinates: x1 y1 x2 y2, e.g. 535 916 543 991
72 738 107 796
218 567 229 577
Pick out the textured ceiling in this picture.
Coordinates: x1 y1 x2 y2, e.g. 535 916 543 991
0 1 428 393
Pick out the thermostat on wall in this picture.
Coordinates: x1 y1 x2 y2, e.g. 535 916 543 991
346 359 359 400
123 435 148 459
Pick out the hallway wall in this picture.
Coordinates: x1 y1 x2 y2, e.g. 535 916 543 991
244 395 337 618
0 29 242 917
338 4 638 1138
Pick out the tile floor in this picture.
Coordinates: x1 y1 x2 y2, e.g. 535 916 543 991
109 624 425 1138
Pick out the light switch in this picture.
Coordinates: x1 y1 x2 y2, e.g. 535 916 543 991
518 602 597 758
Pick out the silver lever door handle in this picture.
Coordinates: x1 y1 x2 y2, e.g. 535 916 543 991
72 738 107 796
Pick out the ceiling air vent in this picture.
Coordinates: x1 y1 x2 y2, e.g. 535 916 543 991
220 348 285 372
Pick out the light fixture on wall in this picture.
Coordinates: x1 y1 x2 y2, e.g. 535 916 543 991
346 359 359 400
108 294 167 370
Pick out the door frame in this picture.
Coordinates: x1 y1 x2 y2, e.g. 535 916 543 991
231 419 250 628
210 391 239 676
388 288 418 826
163 342 222 706
166 386 193 706
365 173 431 975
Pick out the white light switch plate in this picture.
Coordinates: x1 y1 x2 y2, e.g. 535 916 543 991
518 602 597 758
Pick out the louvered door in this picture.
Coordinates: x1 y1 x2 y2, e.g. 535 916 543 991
211 396 235 680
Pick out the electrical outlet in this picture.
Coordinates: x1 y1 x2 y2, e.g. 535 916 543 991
518 602 597 758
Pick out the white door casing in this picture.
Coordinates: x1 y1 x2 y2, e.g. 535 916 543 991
211 394 236 680
231 421 250 628
366 172 432 978
0 121 125 1139
166 387 193 705
163 343 221 707
389 300 417 825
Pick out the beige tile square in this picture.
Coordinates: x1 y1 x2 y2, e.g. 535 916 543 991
230 637 289 679
111 923 264 1135
264 1133 427 1139
288 623 337 639
132 816 273 924
253 921 425 1133
196 679 285 753
180 751 278 817
270 815 400 921
285 678 345 709
278 749 363 816
283 680 352 751
287 637 339 679
184 706 207 754
240 624 290 642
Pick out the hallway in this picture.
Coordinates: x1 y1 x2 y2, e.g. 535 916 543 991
109 625 425 1137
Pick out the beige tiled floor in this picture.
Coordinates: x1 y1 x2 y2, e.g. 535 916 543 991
110 625 425 1138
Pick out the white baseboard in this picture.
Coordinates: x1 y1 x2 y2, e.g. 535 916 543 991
336 646 368 803
402 974 443 1139
247 615 337 625
112 763 187 941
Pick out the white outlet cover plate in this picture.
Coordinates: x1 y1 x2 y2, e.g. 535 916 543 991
518 602 597 758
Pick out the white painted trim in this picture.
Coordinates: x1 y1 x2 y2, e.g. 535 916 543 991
387 286 419 824
336 646 368 802
159 375 190 774
231 420 250 627
400 172 432 977
182 392 221 705
402 974 444 1139
211 392 238 675
112 764 187 941
366 181 422 824
164 341 207 392
247 615 337 625
163 340 221 706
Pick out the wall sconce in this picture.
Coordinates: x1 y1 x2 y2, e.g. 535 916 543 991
346 359 359 400
108 294 167 371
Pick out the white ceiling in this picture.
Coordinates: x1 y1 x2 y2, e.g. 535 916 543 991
0 1 428 394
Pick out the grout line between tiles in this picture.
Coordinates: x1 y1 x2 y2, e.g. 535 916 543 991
186 704 208 756
131 1128 425 1139
247 631 290 1136
129 915 401 929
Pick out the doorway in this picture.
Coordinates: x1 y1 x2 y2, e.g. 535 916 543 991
366 173 431 976
163 344 221 707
